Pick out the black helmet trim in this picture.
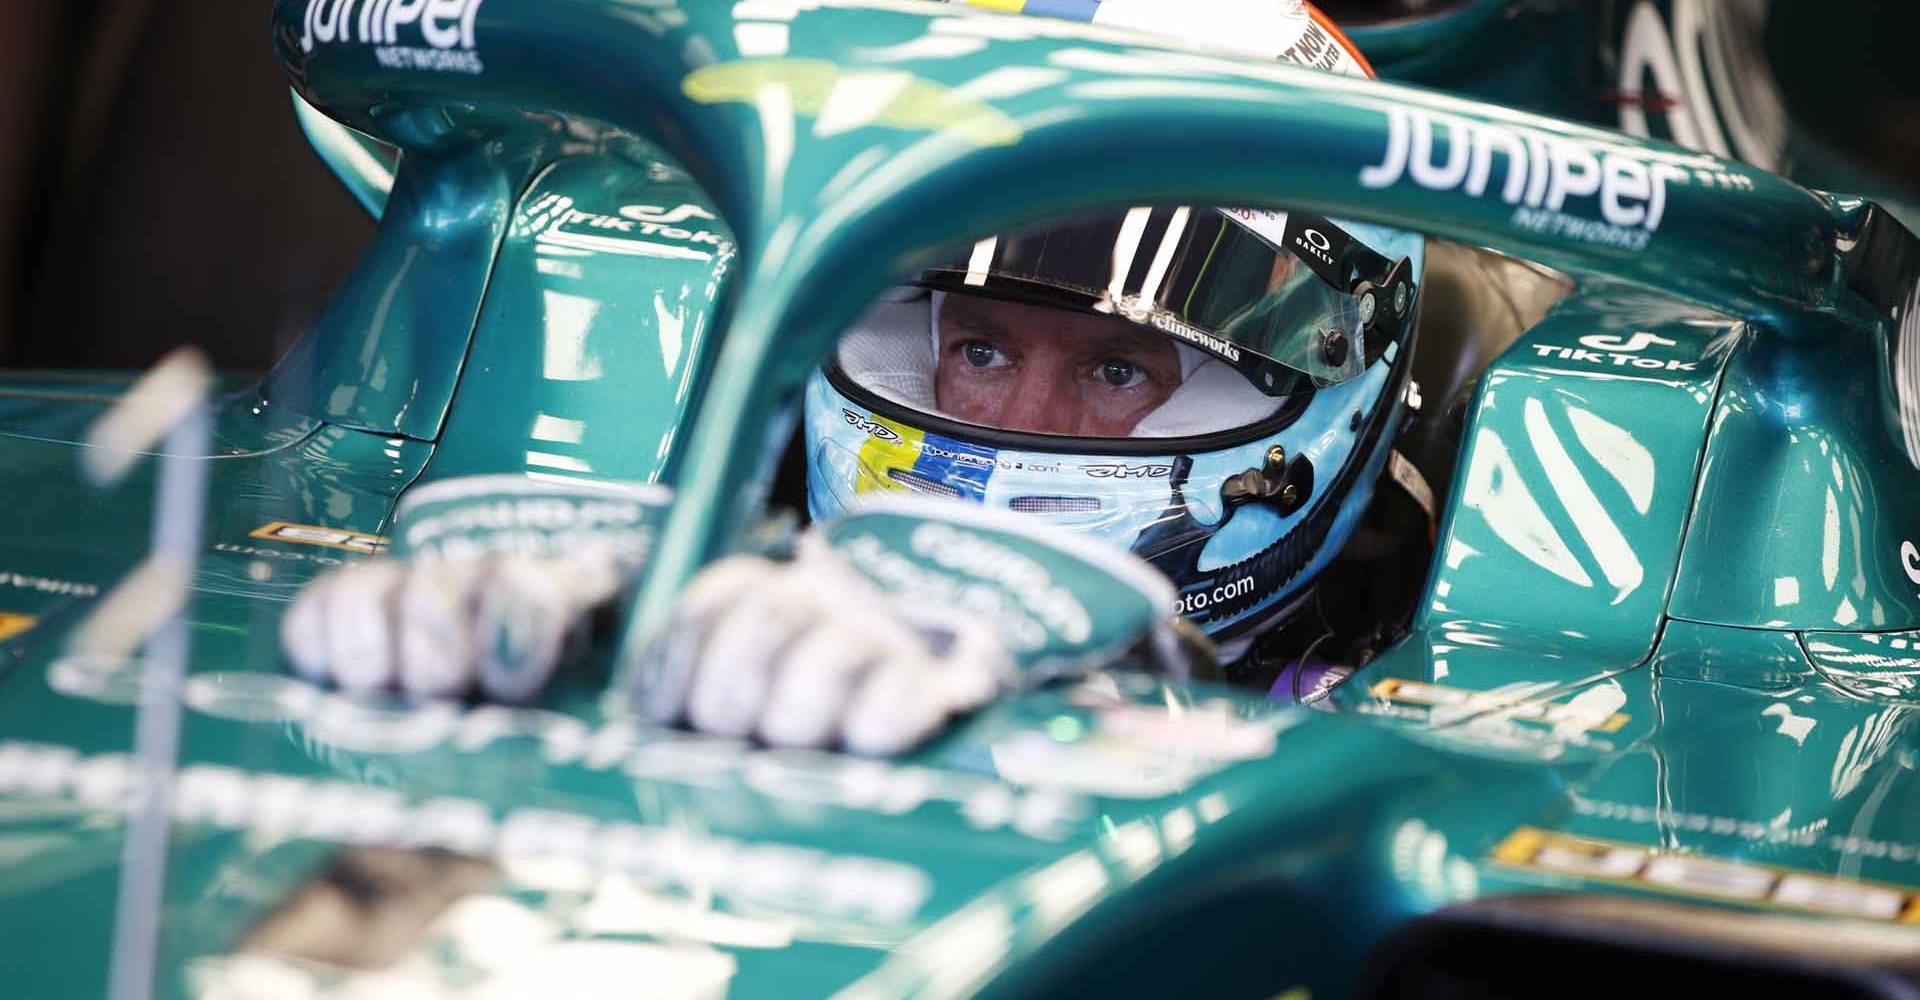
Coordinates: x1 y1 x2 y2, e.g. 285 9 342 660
917 206 1416 396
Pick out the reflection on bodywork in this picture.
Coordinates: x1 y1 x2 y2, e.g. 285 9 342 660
1459 426 1590 588
1523 397 1642 603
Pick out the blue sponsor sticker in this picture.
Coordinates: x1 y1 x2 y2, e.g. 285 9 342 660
911 432 998 501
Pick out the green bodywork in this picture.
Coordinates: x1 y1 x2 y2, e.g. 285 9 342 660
1 2 1918 998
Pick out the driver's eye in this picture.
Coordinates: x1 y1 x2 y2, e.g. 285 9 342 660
961 341 1006 368
1098 359 1142 388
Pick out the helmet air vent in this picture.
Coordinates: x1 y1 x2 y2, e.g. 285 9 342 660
1008 495 1103 514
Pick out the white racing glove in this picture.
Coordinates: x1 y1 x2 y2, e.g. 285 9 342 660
630 496 1186 755
280 476 667 702
283 480 1191 755
632 538 1013 756
280 548 625 701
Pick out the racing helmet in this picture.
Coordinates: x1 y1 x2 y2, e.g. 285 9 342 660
803 3 1426 657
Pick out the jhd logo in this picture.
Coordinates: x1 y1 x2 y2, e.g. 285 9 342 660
300 0 485 74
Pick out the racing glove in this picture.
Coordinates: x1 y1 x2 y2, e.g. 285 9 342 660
627 498 1190 755
280 475 665 702
283 480 1194 755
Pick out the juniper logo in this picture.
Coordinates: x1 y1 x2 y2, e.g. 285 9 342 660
1360 107 1695 249
300 0 485 74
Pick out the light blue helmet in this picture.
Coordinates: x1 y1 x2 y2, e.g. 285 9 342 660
805 204 1425 659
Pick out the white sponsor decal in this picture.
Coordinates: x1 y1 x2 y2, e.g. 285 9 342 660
46 662 1088 839
0 739 930 924
908 522 1094 645
1081 462 1172 480
841 408 904 444
300 0 486 75
1147 311 1241 363
1578 331 1675 353
1530 330 1696 372
212 542 348 567
524 194 729 262
1294 227 1334 269
1572 795 1920 862
0 571 98 598
1359 107 1706 250
1174 575 1256 616
1902 539 1920 588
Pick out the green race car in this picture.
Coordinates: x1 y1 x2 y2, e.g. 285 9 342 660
2 2 1919 998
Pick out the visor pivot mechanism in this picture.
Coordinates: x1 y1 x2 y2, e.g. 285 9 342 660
1320 329 1351 368
1223 445 1315 515
1354 258 1415 330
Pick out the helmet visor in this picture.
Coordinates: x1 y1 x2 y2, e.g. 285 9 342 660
918 206 1409 396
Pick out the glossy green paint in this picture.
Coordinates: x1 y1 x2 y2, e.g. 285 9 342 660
0 2 1918 998
1671 323 1920 631
290 90 395 218
418 152 735 484
262 134 543 441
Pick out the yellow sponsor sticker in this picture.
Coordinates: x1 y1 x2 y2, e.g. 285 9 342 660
1492 826 1920 924
0 613 36 642
852 411 926 497
1370 677 1629 733
249 522 388 555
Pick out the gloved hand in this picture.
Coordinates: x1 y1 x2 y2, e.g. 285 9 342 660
280 475 666 702
630 538 1013 755
629 497 1186 755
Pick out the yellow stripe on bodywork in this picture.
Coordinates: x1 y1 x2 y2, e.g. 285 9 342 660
967 0 1027 9
0 613 37 642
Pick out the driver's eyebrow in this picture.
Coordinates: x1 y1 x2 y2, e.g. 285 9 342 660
941 302 1006 334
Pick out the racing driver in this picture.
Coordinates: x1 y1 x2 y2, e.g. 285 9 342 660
283 0 1447 754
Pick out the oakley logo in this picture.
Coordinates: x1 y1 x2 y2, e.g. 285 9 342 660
1360 107 1692 244
1293 227 1336 269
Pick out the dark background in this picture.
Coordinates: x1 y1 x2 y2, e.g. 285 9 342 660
0 0 371 373
0 2 1911 375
